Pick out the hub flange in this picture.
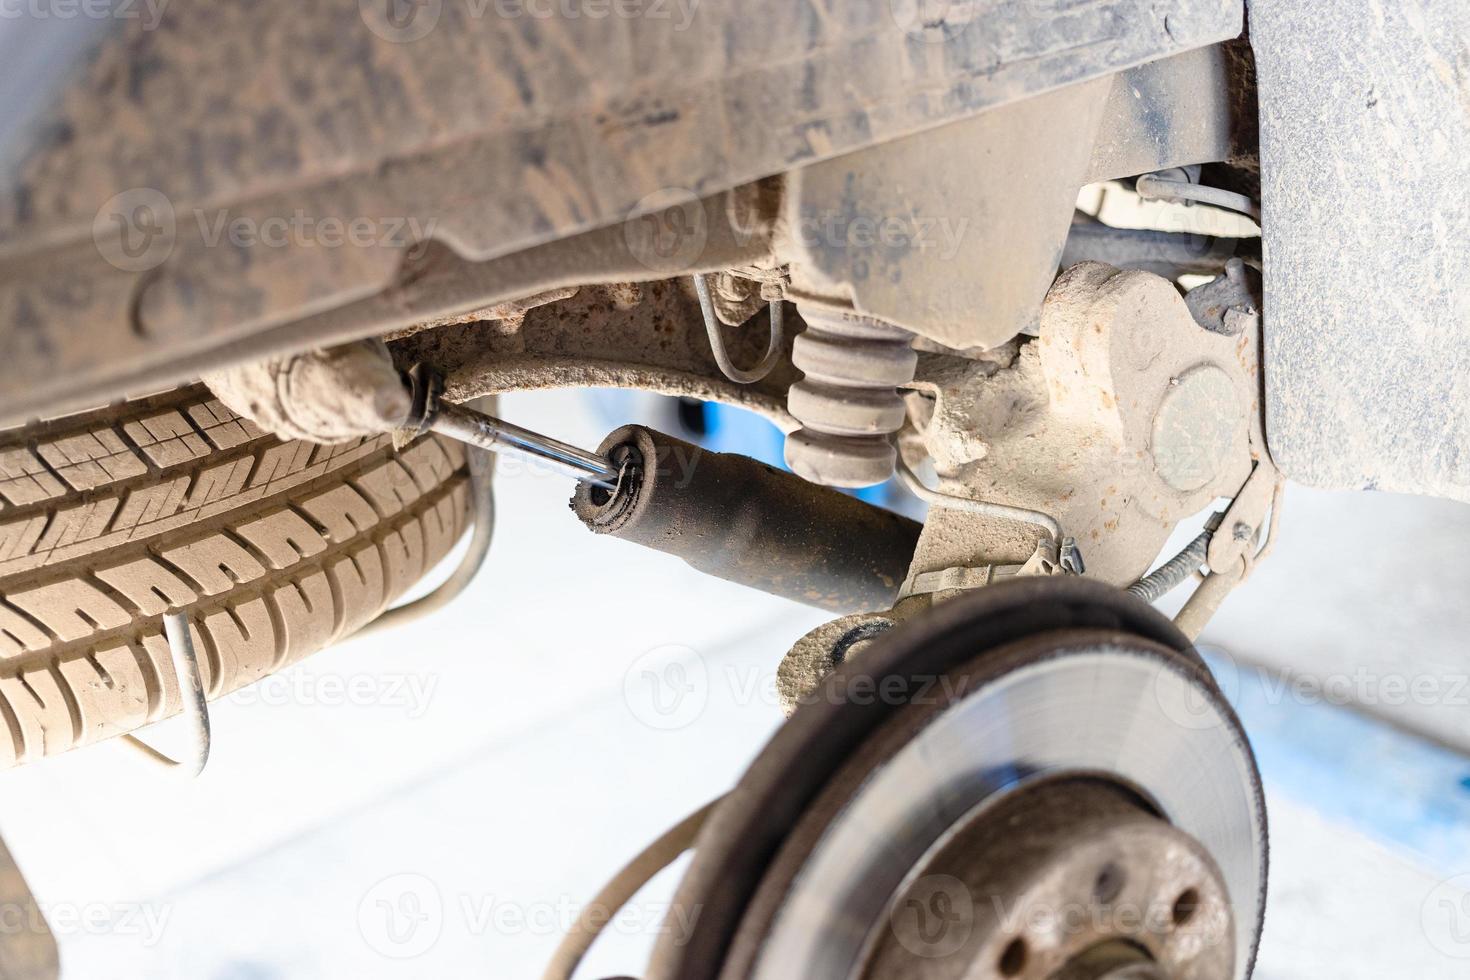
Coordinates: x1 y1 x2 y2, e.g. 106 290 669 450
647 579 1266 980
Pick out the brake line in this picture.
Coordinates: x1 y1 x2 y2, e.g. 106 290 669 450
541 796 722 980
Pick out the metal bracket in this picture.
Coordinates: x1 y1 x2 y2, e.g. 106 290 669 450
1135 169 1261 221
902 539 1082 600
692 273 785 385
896 459 1067 551
1168 470 1284 639
122 611 212 777
1208 460 1283 576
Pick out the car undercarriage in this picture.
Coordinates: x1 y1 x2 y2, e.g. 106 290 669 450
0 0 1467 977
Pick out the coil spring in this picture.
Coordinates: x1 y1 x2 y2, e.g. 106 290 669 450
783 306 916 488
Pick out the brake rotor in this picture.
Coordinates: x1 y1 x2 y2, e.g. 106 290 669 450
648 578 1265 980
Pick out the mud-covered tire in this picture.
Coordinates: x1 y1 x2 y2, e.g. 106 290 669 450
0 385 471 768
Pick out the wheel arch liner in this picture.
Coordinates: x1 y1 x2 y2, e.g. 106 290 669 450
1252 0 1470 499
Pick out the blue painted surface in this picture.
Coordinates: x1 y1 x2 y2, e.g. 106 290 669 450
1203 647 1470 873
703 402 920 514
582 390 921 516
702 402 784 464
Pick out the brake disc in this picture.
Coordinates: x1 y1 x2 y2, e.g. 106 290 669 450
648 578 1266 980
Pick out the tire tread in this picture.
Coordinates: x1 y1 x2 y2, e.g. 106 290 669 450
0 386 470 767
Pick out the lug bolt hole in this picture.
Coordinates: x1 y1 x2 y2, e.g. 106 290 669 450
1171 887 1201 927
1093 862 1126 904
999 937 1028 976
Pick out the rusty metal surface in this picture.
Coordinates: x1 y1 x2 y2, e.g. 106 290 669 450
859 778 1233 979
389 278 800 427
0 184 780 426
743 633 1262 980
903 263 1257 587
1251 0 1470 498
0 0 1243 422
571 424 921 613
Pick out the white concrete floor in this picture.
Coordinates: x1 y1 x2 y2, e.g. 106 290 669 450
0 390 1467 978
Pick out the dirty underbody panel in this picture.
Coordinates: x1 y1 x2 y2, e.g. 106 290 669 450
1251 0 1470 499
0 0 1244 423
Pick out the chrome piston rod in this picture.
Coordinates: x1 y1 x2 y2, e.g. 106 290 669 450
428 402 619 490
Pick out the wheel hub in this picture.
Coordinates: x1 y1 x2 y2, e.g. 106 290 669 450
868 777 1234 979
648 580 1265 980
743 640 1259 980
